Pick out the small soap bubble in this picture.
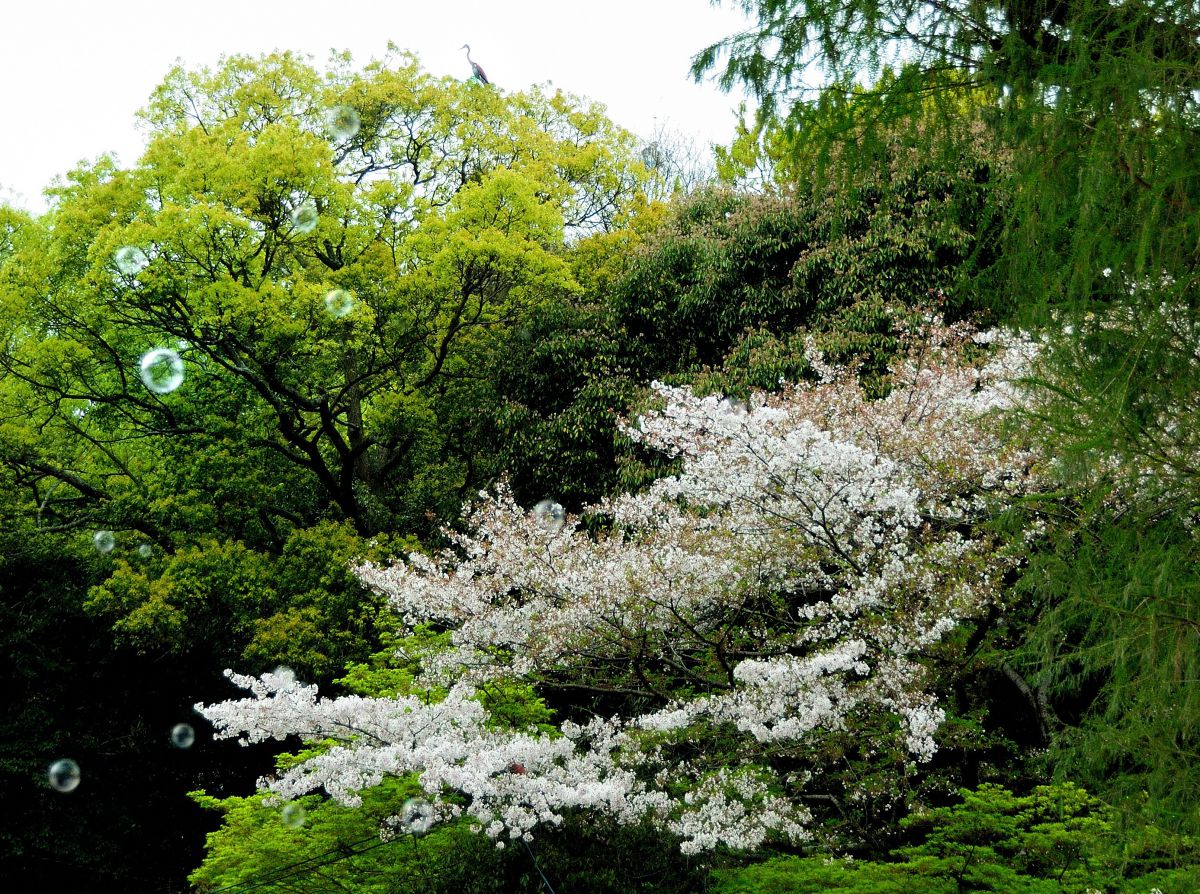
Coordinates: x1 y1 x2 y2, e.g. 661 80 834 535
399 798 434 836
324 105 361 140
114 246 149 276
93 530 116 554
170 723 195 749
324 288 354 318
139 348 185 394
136 542 154 559
532 499 565 531
281 802 306 829
291 202 318 234
48 758 81 793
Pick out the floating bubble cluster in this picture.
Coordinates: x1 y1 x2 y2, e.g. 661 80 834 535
48 758 81 793
533 499 565 531
170 723 195 749
291 202 319 233
324 104 361 140
398 798 433 836
93 530 116 553
324 288 354 318
281 802 306 829
139 348 185 394
114 246 149 276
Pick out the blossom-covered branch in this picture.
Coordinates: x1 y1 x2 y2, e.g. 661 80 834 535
198 322 1042 853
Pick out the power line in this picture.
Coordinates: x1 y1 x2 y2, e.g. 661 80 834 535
207 831 396 893
206 817 563 894
523 838 560 894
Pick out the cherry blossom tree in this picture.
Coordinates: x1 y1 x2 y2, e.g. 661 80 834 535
198 321 1042 854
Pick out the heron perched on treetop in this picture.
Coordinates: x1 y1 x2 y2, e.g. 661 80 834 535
460 44 490 85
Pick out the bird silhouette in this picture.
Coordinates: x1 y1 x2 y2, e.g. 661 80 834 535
460 44 490 85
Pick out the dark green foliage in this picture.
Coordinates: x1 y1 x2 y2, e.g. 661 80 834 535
698 2 1200 323
609 161 1003 386
81 522 405 680
1023 510 1200 832
999 254 1200 833
1006 290 1200 833
697 0 1200 850
710 784 1200 893
696 2 1200 127
487 136 1007 508
484 300 640 509
0 524 276 891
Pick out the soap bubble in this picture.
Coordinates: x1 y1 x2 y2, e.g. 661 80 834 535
533 499 565 531
114 246 149 276
170 723 195 749
324 288 354 318
399 798 434 836
139 348 184 394
641 142 665 171
281 802 306 829
136 543 154 559
324 105 360 140
269 666 298 691
93 530 115 553
48 758 81 793
717 396 747 416
291 202 318 233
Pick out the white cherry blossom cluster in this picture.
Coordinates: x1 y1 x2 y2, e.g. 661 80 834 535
198 321 1042 853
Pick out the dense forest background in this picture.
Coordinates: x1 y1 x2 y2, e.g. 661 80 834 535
1 1 1198 891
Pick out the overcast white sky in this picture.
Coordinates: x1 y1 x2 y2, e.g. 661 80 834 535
0 0 755 213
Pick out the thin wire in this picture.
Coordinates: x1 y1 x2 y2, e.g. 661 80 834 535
208 839 375 893
220 838 396 894
523 838 559 894
207 832 392 893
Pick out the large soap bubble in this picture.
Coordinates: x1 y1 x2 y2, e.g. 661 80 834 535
114 246 149 276
93 530 116 553
324 105 360 140
139 348 184 394
291 202 319 233
533 499 566 531
324 288 354 318
398 798 434 836
170 723 195 749
48 758 81 792
281 802 306 829
268 666 298 691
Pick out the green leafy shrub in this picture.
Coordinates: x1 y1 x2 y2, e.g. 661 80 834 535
711 784 1200 894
